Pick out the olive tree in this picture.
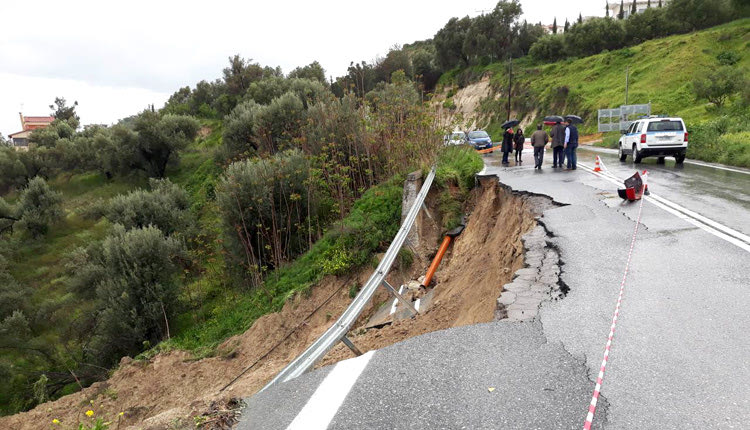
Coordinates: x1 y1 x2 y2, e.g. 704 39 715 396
0 177 63 237
693 66 746 108
131 110 200 177
104 178 193 235
70 225 184 365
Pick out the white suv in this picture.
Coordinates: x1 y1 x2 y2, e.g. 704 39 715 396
618 117 688 164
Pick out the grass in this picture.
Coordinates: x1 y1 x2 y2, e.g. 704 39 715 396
162 143 484 355
439 19 750 165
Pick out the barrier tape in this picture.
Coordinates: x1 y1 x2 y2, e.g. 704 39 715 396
583 183 646 430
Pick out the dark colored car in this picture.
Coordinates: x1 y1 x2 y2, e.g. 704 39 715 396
467 130 493 150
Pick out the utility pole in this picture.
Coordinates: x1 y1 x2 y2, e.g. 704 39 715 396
507 56 513 121
625 65 629 105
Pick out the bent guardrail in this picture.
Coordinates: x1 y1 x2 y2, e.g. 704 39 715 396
261 167 436 391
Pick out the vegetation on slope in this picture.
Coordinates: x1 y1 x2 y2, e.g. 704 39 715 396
439 19 750 166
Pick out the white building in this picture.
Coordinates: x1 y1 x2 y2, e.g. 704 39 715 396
608 0 670 19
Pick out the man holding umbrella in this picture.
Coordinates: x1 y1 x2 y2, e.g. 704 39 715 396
500 119 520 165
564 115 582 170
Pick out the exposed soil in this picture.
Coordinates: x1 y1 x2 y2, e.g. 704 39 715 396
0 177 534 429
321 177 534 365
436 76 491 130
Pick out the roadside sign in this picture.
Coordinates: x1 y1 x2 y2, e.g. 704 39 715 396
598 103 651 133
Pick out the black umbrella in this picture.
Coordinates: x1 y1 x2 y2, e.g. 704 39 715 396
501 119 520 129
543 115 564 124
565 114 584 124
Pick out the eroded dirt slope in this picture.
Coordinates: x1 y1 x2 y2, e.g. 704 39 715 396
322 177 535 365
0 177 534 429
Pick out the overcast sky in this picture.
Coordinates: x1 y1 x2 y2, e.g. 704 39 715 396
0 0 607 136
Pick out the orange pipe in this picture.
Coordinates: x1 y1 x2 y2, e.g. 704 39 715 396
421 236 453 287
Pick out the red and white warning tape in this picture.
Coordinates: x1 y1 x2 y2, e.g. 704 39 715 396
582 182 647 430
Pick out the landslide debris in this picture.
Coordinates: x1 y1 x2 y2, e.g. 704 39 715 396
0 176 538 429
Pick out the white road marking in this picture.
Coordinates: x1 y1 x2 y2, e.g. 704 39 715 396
578 162 750 253
580 146 750 175
286 350 375 430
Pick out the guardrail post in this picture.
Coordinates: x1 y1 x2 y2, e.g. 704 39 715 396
380 280 419 315
341 336 363 356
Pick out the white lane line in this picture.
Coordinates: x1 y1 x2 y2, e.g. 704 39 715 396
389 285 404 315
578 162 750 253
287 350 375 430
647 192 750 243
580 146 750 175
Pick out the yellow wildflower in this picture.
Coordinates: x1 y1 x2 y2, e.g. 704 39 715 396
85 410 94 417
119 412 124 417
52 419 60 425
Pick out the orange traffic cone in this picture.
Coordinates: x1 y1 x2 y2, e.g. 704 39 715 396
594 155 602 172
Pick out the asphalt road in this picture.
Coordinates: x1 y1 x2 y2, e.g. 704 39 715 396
237 149 750 430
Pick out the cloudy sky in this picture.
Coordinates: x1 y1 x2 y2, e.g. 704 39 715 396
0 0 607 136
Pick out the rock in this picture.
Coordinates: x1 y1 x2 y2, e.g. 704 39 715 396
515 268 538 276
539 274 559 284
511 296 542 308
119 356 133 368
503 282 530 292
406 280 422 291
525 257 543 268
497 291 516 305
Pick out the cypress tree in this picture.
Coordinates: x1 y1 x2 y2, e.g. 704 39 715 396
647 0 651 8
631 0 637 15
606 1 610 17
658 0 662 7
564 19 570 32
618 0 625 19
578 13 583 23
552 17 557 34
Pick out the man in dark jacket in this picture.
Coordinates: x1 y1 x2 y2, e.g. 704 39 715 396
530 124 548 169
549 121 565 168
514 128 525 163
565 121 579 170
501 128 514 164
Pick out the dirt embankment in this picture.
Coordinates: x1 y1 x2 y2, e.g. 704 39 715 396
322 177 535 365
0 177 534 429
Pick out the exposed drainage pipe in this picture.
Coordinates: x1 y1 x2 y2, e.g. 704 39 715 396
420 219 466 288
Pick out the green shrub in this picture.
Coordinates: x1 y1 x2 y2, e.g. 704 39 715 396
716 51 741 66
348 282 361 299
68 225 185 366
436 145 483 192
15 177 63 237
716 131 750 167
104 178 193 235
217 149 312 286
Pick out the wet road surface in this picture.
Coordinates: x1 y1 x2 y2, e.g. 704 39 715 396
238 149 750 429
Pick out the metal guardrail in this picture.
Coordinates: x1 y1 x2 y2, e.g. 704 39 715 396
261 167 436 391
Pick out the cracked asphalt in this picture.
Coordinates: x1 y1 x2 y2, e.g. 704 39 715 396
237 150 750 429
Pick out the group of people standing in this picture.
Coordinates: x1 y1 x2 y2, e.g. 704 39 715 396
527 119 579 170
500 128 526 164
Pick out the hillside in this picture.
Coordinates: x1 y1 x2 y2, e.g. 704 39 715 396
436 19 749 165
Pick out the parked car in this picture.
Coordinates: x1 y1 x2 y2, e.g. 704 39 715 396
444 131 467 146
618 117 688 164
467 130 493 150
